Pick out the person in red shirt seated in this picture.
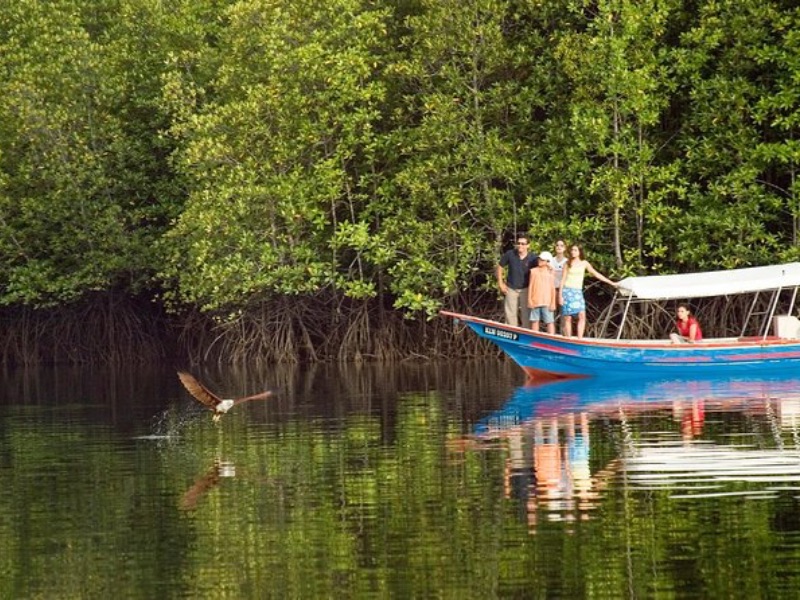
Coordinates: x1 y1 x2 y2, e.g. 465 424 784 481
670 304 703 343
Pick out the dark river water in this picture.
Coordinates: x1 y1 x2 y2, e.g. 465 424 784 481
2 360 800 598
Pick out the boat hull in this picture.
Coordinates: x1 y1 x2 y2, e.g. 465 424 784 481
441 311 800 380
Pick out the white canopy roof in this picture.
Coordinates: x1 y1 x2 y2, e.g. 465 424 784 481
617 262 800 300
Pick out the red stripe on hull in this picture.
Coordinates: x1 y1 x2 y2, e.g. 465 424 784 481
528 341 581 356
717 350 800 361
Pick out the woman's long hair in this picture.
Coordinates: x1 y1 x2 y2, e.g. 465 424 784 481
568 244 585 266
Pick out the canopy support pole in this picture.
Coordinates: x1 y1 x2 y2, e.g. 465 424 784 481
789 287 799 316
742 292 760 337
762 288 782 338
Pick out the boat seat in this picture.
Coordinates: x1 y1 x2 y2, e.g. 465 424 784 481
773 315 800 339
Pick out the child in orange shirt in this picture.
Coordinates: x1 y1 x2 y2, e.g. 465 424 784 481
528 252 557 333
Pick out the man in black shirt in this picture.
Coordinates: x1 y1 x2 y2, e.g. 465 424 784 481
496 233 538 327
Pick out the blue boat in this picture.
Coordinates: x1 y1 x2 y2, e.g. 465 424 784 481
442 262 800 380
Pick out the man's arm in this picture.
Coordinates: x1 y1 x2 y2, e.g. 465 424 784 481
496 264 508 294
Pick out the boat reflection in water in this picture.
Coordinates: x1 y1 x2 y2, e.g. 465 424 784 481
475 374 800 530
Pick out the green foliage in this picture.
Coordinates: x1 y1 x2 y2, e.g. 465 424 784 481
1 0 800 330
672 0 800 268
0 0 185 307
159 0 391 311
372 0 536 315
549 0 680 271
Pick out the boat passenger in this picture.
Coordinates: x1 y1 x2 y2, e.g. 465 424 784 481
528 252 557 334
496 233 538 328
559 244 618 338
670 304 703 343
549 239 569 332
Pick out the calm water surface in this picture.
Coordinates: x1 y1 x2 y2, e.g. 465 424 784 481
2 361 800 598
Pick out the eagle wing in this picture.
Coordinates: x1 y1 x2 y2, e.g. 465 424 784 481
232 390 273 406
177 371 222 409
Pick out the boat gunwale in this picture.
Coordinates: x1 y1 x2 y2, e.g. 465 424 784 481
439 311 800 350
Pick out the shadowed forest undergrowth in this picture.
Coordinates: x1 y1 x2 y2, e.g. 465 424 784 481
0 292 500 366
0 288 783 366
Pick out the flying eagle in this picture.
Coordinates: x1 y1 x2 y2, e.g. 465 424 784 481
177 371 273 422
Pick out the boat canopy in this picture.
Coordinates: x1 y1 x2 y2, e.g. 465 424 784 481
617 262 800 300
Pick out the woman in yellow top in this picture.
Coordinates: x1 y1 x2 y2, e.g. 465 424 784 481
559 244 618 338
